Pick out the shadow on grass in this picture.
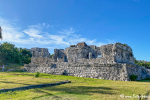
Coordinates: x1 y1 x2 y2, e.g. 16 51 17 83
32 88 54 99
48 86 114 95
7 72 55 78
5 73 35 77
32 85 116 99
137 78 150 82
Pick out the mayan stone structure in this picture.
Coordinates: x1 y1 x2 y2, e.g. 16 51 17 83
24 42 150 81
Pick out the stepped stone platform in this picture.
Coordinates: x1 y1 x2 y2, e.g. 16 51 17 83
24 42 150 81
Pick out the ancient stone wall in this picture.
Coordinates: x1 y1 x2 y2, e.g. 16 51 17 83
112 43 135 64
24 42 147 81
30 42 135 65
100 43 135 64
24 63 150 81
31 57 55 64
125 64 149 80
52 49 67 62
50 42 135 64
31 47 50 57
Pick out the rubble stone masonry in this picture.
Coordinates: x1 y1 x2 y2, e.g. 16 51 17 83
24 42 150 81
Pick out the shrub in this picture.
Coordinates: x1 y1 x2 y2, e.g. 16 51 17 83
62 70 68 75
35 72 40 77
130 74 137 81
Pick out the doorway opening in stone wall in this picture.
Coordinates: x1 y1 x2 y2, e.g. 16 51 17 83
64 56 68 62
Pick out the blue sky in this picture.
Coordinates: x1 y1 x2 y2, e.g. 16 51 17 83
0 0 150 61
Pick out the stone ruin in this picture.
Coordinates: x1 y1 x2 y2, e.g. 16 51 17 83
24 42 150 81
31 48 50 57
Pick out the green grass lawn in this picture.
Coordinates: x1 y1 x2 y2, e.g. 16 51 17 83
0 63 150 100
0 71 150 100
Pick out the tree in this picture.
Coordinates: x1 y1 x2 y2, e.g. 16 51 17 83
0 43 7 66
135 59 150 69
0 26 2 40
0 42 32 65
50 54 54 58
12 47 20 64
0 42 16 63
0 42 14 65
19 49 32 64
134 58 138 64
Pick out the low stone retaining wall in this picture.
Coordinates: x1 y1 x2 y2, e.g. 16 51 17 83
0 81 71 93
24 63 150 81
25 66 127 81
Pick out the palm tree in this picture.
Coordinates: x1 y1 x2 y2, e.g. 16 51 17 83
0 26 2 40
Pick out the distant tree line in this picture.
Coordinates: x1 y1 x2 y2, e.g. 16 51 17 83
135 58 150 68
0 42 32 66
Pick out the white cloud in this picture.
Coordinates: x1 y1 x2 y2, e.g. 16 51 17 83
28 23 52 29
58 27 75 36
47 34 69 45
28 23 42 29
0 17 27 43
0 17 112 48
23 28 43 38
57 28 106 46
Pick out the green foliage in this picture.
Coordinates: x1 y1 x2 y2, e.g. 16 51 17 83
134 58 138 64
135 58 150 68
50 54 54 58
123 43 126 46
0 42 15 65
0 42 32 66
130 74 137 81
35 72 40 77
19 49 32 64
